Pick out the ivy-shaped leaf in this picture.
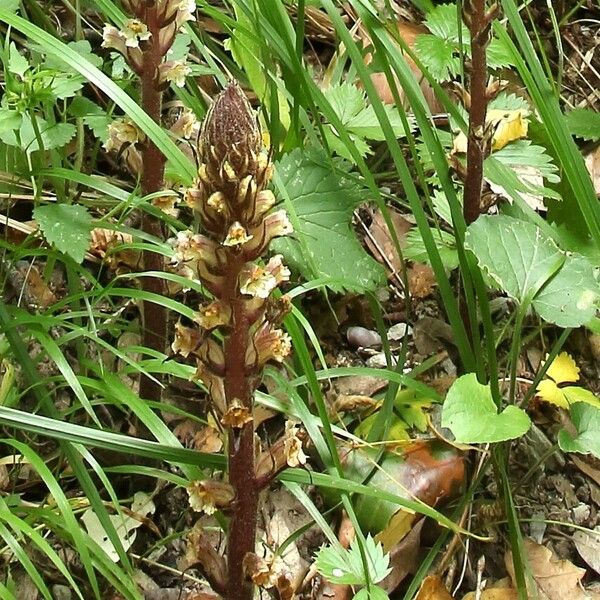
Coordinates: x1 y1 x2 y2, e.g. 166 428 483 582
273 147 385 293
34 204 92 263
558 403 600 459
442 374 531 443
466 215 599 328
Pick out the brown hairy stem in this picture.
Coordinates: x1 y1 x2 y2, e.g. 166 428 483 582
223 255 259 600
463 0 494 224
139 3 167 403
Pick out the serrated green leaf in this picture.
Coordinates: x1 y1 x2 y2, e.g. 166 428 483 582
487 37 515 69
346 105 414 140
489 92 531 112
9 41 29 77
493 140 560 183
273 148 385 293
68 97 110 140
354 586 389 600
0 114 76 151
558 403 600 459
33 204 92 263
465 215 599 327
414 34 460 81
314 544 364 585
313 535 391 586
565 109 600 142
442 374 531 443
326 83 366 124
423 3 467 42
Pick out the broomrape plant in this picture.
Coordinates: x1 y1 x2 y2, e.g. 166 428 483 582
170 82 301 599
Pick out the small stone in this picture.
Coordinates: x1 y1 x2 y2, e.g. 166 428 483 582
366 353 398 368
589 334 600 362
346 326 382 348
52 585 72 600
387 322 412 341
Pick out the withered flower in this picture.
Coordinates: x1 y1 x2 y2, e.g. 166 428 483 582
283 421 307 467
187 479 235 515
242 553 278 589
171 321 201 358
220 399 253 428
195 300 231 330
104 118 145 153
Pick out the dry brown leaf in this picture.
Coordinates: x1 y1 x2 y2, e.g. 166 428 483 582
584 146 600 197
415 575 454 600
505 538 600 600
365 208 412 275
362 21 443 113
573 526 600 576
572 455 600 487
462 586 518 600
408 263 437 299
333 394 377 414
193 424 223 454
8 262 57 308
333 375 388 398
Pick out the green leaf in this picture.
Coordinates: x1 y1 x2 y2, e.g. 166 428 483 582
43 40 103 70
0 0 19 12
558 403 600 459
314 535 391 586
489 92 531 112
33 204 92 263
487 37 515 70
324 83 414 153
0 114 76 151
0 108 22 134
414 34 460 81
49 74 84 99
422 3 467 42
565 109 600 142
466 215 599 327
441 374 531 443
273 147 385 293
68 97 110 140
354 587 389 600
492 140 560 183
9 41 29 77
404 227 459 270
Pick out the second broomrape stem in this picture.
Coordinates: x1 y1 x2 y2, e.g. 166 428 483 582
139 3 167 403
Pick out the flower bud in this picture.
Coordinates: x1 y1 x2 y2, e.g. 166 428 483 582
198 81 261 182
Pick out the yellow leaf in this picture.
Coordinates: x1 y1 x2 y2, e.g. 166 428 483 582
452 109 528 154
488 109 528 151
545 352 580 385
536 379 569 408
